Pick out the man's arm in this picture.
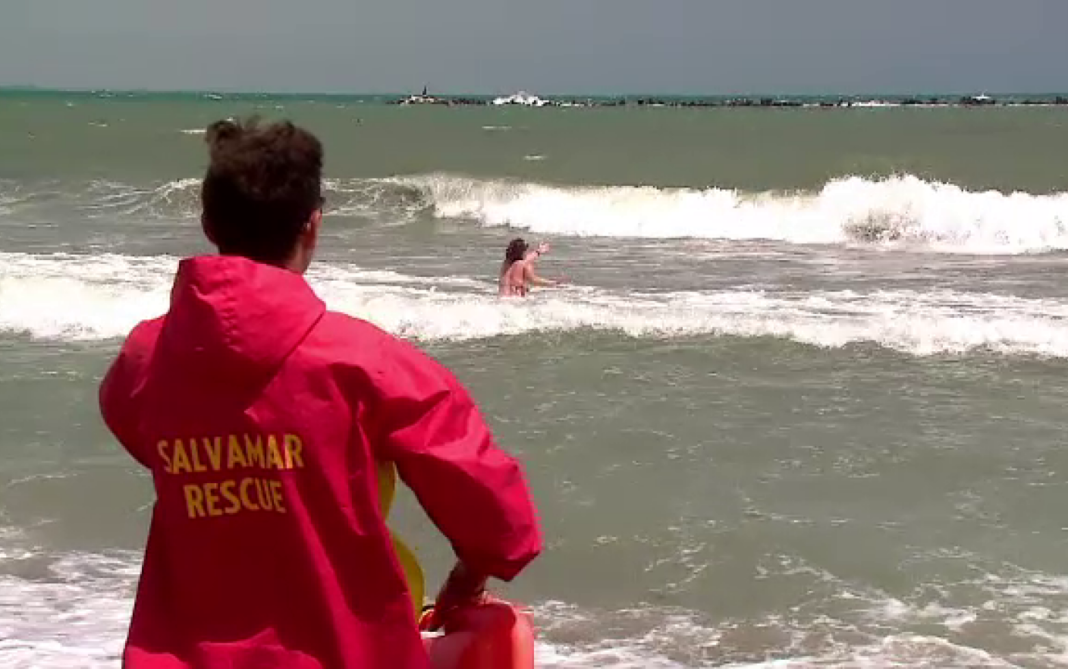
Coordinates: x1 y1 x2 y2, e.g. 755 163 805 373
99 324 158 469
370 338 543 588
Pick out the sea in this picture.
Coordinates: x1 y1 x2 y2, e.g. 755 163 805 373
2 90 1068 668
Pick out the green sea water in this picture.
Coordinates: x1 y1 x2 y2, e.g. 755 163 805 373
2 90 1068 667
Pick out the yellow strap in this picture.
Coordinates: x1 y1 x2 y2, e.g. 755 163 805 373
376 460 425 619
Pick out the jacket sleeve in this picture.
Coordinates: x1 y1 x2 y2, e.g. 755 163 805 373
99 325 155 469
370 337 543 582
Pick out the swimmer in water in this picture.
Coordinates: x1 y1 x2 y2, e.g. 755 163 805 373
498 237 563 297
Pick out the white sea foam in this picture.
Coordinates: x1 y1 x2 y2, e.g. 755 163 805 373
3 544 1060 668
402 173 1068 253
3 252 1068 357
1 507 1067 669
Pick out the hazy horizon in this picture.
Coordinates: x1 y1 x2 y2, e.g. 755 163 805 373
2 0 1066 96
2 84 1066 98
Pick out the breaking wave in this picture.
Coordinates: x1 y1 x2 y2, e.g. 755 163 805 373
4 252 1068 357
400 173 1068 253
3 174 1068 254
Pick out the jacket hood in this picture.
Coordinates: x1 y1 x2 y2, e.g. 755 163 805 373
158 255 325 382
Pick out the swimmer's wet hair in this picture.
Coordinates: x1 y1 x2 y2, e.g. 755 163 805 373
505 238 528 264
201 116 324 265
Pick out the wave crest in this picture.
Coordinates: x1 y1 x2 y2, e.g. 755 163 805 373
0 178 426 224
4 174 1068 254
4 252 1068 357
400 173 1068 253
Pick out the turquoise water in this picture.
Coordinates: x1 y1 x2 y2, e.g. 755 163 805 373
1 92 1068 667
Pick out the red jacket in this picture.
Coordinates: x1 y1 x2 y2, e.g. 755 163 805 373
99 255 542 669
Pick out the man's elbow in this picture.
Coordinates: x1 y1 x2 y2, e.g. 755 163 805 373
465 520 544 583
495 539 543 583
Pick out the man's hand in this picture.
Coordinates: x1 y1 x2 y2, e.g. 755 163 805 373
420 561 489 631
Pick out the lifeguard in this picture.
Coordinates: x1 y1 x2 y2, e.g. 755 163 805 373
99 117 543 669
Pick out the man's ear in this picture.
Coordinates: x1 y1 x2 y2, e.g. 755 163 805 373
304 209 322 243
298 209 321 267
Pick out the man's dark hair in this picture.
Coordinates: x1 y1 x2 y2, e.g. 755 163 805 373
505 238 528 264
201 117 324 265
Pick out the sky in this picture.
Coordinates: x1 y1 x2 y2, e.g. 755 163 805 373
2 0 1067 95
